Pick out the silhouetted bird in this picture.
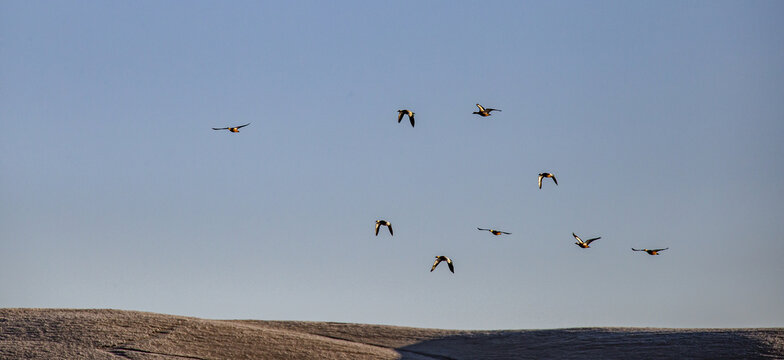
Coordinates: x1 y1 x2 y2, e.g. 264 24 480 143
573 232 601 248
397 110 415 127
375 220 393 236
538 173 558 189
632 248 669 255
430 256 454 273
477 228 511 236
212 123 250 133
473 104 501 117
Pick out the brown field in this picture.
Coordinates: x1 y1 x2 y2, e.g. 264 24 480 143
1 309 782 359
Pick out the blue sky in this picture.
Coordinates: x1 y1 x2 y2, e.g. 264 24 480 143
1 1 783 330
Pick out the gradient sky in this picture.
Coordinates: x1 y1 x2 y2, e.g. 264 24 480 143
2 1 783 330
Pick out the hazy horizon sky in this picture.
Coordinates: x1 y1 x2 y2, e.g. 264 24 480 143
2 1 783 330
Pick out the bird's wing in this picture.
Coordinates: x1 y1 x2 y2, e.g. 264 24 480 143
398 112 404 123
652 248 668 252
212 127 229 130
476 104 486 111
388 224 393 236
478 228 490 232
236 123 251 129
585 237 601 245
552 175 558 185
447 259 454 273
631 248 642 251
409 114 415 127
487 108 501 112
538 175 543 189
431 258 441 272
375 223 380 236
500 231 511 235
573 233 583 243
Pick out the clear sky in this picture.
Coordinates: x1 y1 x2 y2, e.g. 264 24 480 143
1 1 783 330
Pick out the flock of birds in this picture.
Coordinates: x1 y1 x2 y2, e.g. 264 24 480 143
213 103 669 274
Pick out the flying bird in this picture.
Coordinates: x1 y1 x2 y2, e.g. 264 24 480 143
477 228 511 236
573 232 601 248
538 173 558 189
212 123 251 133
397 110 415 127
473 104 501 117
375 220 393 236
632 248 669 255
430 256 454 273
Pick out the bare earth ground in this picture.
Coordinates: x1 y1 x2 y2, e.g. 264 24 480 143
1 309 782 359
